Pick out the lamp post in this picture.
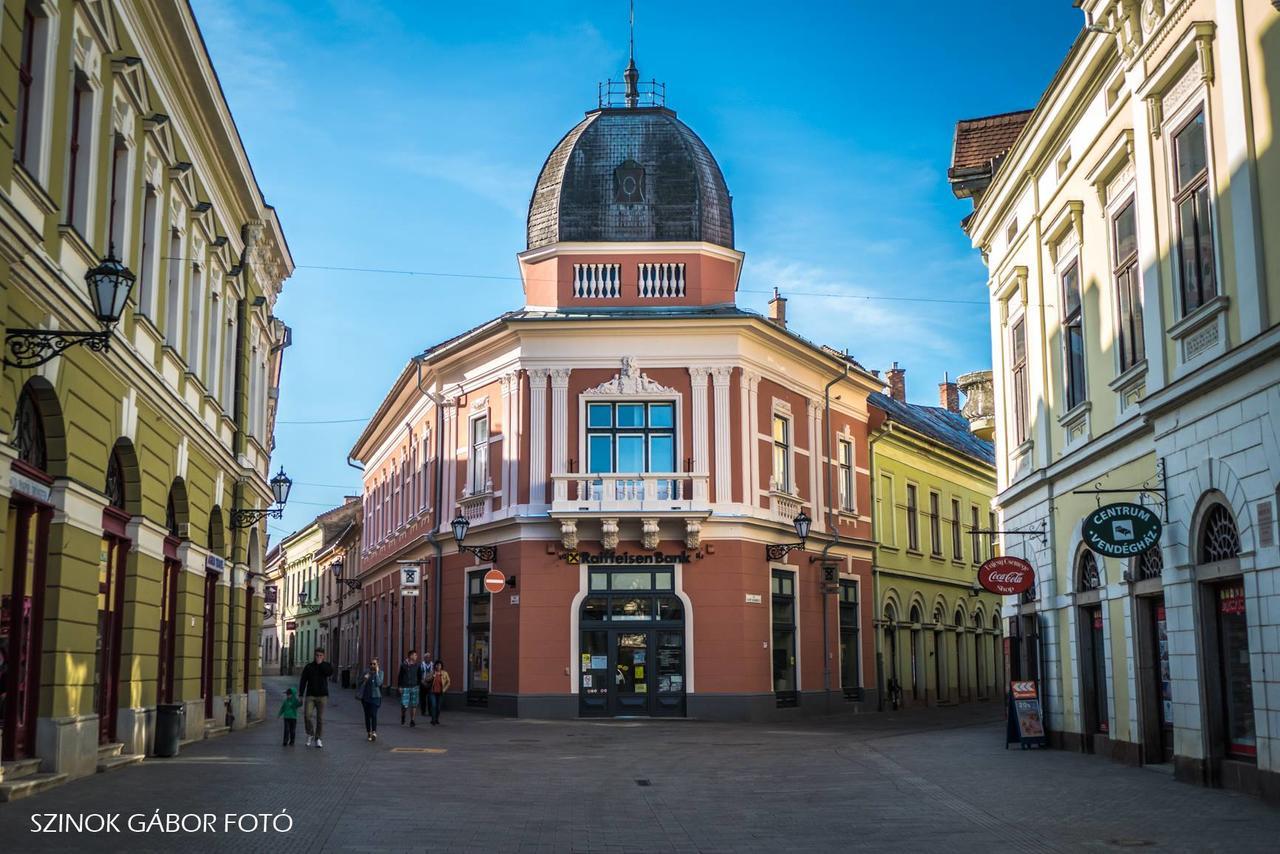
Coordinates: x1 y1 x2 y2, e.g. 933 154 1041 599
230 468 292 528
765 511 812 561
451 514 497 562
5 249 136 368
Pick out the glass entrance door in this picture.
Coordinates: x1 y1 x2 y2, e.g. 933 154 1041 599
578 566 685 717
95 533 128 744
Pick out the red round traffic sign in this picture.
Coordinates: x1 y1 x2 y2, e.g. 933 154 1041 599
483 568 506 594
978 556 1035 596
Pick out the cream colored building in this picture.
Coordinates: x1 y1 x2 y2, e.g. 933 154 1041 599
951 1 1280 802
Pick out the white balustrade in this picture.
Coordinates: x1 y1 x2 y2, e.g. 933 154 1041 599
550 471 710 514
573 264 622 299
637 263 686 298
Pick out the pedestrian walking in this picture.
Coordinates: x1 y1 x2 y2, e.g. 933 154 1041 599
398 650 420 727
427 659 450 725
357 658 383 741
278 688 300 746
298 648 334 748
417 654 433 717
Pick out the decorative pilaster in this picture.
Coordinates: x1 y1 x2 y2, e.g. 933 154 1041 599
746 372 761 506
808 400 823 531
528 368 549 504
500 371 519 511
689 367 710 501
710 367 732 503
550 368 572 490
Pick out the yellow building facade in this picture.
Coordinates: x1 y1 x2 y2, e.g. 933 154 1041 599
869 373 1002 709
0 1 291 791
952 1 1280 802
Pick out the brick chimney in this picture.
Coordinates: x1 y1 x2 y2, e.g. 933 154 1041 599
886 362 906 402
939 372 960 413
768 287 787 328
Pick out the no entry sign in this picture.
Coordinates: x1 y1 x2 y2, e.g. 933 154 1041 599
978 556 1035 596
483 568 507 594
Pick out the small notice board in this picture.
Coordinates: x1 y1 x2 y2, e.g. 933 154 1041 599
1006 680 1047 749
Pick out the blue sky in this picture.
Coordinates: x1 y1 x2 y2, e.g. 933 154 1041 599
187 0 1082 540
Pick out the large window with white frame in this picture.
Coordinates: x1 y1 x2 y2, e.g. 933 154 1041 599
469 414 490 493
772 413 791 493
1172 110 1216 316
586 402 674 475
905 483 920 552
137 182 161 317
107 131 132 257
165 224 184 348
15 3 55 179
928 490 942 557
64 68 96 237
1111 197 1144 371
1010 316 1029 445
877 474 896 547
837 438 854 512
185 262 205 374
1060 258 1086 410
951 497 963 561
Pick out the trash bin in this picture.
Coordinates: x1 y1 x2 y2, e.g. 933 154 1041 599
341 668 351 689
154 703 184 757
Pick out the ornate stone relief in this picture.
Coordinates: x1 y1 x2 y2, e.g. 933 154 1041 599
584 357 676 396
600 518 620 551
684 519 702 550
560 518 578 551
641 519 660 550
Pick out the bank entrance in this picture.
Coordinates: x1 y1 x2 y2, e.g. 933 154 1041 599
579 565 685 717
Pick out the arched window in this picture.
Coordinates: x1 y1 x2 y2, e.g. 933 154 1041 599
1200 504 1241 563
104 449 126 510
1077 551 1102 592
14 388 47 470
1135 546 1163 580
909 605 922 625
165 491 179 537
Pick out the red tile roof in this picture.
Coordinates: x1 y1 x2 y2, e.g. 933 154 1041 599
950 110 1034 173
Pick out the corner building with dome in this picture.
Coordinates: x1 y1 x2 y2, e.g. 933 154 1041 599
349 72 885 719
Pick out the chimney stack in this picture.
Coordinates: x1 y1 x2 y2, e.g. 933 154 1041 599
768 287 787 328
886 362 906 403
939 372 960 413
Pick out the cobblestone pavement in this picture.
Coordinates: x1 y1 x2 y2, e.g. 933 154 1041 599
2 676 1279 853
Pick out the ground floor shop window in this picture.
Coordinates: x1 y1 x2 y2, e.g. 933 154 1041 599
1 493 51 760
772 570 797 707
839 584 860 698
1151 598 1173 762
1214 582 1254 760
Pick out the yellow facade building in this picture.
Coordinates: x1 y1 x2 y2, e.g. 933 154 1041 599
952 1 1280 802
0 1 291 794
869 368 1002 709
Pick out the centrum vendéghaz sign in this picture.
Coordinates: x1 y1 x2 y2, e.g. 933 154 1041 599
1082 502 1161 557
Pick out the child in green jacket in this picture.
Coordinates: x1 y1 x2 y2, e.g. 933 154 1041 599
278 688 301 746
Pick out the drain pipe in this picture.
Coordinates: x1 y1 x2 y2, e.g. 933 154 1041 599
416 357 447 660
818 361 850 707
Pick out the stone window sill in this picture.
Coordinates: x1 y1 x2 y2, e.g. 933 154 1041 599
1108 359 1147 395
1167 294 1229 341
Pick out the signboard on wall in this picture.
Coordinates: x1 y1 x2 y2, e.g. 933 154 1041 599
978 556 1035 596
400 565 422 587
1081 503 1161 557
285 620 297 631
264 585 278 604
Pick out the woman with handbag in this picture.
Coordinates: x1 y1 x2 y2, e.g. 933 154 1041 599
357 658 383 741
427 659 450 725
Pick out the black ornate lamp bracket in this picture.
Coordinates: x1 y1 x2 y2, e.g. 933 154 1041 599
460 544 498 563
765 541 806 561
4 327 111 369
230 507 284 528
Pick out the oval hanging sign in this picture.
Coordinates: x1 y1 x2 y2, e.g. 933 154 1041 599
978 556 1035 596
1082 502 1162 557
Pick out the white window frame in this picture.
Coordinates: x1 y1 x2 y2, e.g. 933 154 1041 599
837 436 854 513
576 388 684 479
468 411 491 495
770 399 795 495
15 1 60 185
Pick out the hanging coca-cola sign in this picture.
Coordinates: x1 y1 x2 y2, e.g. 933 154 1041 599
978 556 1035 595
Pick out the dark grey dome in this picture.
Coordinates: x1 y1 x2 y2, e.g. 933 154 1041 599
527 107 734 250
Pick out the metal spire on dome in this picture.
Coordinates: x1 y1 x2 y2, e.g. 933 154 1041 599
624 0 639 107
596 1 665 109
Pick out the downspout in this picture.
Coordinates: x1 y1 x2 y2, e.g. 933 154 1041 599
416 357 447 660
346 455 363 674
869 423 885 712
818 361 849 708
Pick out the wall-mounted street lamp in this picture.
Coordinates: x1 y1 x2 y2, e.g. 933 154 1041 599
230 468 292 528
451 514 497 562
331 559 361 591
765 511 812 561
5 250 136 368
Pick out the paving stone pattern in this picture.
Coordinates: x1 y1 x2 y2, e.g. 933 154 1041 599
1 677 1278 852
